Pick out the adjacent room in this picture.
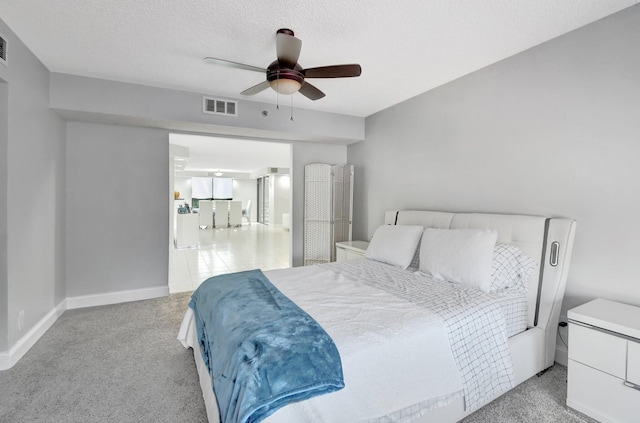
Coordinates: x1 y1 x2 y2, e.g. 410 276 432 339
1 1 640 422
168 134 292 293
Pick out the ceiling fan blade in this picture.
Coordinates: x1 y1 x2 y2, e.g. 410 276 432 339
276 31 302 68
240 81 270 96
298 82 325 101
303 64 362 78
203 57 265 73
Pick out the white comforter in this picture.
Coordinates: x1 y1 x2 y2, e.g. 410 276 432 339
179 259 517 422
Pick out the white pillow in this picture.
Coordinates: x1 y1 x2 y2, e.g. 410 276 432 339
419 228 498 292
365 225 424 269
490 243 538 293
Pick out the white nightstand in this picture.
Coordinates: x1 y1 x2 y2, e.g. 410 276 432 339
335 241 369 262
567 298 640 422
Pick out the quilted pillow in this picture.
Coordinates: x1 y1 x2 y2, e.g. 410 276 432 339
365 225 424 269
489 243 538 293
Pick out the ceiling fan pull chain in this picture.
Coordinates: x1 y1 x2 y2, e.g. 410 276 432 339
290 95 294 122
276 70 280 110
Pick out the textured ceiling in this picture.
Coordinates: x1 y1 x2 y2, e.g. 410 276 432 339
1 0 638 117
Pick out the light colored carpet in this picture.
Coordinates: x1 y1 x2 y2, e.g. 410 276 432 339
0 293 594 422
0 293 207 423
461 364 595 423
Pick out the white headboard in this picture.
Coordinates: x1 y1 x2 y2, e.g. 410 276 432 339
385 210 576 365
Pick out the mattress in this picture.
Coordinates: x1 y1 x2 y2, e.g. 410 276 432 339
326 259 528 338
179 259 528 423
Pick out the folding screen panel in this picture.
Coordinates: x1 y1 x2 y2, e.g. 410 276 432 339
303 163 353 265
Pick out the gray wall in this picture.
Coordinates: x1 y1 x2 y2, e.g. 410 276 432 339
62 117 347 291
50 73 350 271
350 5 640 314
49 71 354 272
66 122 169 297
50 73 364 145
0 80 7 351
0 18 66 349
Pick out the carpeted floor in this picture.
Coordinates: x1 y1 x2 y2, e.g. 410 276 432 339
0 293 594 423
460 364 595 423
0 293 207 423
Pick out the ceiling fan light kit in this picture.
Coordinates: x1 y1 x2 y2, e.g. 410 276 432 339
268 64 304 95
270 79 302 95
204 28 361 101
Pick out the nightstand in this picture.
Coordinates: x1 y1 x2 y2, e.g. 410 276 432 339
567 298 640 422
335 241 369 262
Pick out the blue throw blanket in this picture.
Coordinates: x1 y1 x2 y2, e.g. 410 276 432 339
189 269 344 423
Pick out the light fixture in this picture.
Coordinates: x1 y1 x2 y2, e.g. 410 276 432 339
267 66 304 95
269 78 302 95
214 170 224 177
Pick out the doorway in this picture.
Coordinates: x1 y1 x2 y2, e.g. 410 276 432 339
168 134 292 293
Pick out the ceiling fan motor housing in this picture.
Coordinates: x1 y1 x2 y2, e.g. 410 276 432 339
266 60 304 85
276 28 295 37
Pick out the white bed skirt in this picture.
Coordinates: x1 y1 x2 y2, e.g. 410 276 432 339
178 307 220 423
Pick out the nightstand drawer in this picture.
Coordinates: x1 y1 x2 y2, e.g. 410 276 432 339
568 360 640 423
337 248 364 262
335 241 369 262
569 322 626 378
628 340 640 386
567 299 640 422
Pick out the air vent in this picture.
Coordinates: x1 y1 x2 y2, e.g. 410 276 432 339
0 33 7 66
269 167 279 173
202 96 237 117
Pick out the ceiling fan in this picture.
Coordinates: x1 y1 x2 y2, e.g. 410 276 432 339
204 28 361 101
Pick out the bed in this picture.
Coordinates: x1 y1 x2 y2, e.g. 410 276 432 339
178 210 576 423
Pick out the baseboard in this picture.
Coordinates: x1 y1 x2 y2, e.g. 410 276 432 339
0 351 9 370
555 344 568 366
1 286 169 371
0 299 67 370
66 286 169 309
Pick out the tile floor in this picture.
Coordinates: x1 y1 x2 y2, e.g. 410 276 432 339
169 222 291 293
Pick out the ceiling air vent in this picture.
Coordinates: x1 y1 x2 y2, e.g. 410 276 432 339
202 96 237 117
0 33 7 66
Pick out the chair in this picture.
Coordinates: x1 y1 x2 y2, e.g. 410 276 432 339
229 201 242 227
198 200 213 228
242 200 252 225
214 201 229 228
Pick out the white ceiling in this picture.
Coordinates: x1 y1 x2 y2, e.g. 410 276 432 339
170 134 290 174
1 0 638 118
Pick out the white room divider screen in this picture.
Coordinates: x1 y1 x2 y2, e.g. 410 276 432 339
303 163 353 265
